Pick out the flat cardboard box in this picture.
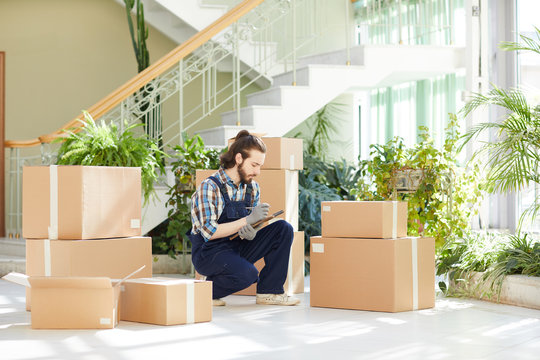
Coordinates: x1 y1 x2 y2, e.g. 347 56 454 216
23 165 142 239
25 237 152 310
3 269 144 329
321 201 408 238
227 137 303 170
196 169 299 230
310 236 435 312
119 278 212 325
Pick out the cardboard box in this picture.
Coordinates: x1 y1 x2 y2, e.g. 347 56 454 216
119 278 212 325
3 267 144 329
227 137 303 170
321 201 408 238
23 165 142 239
310 236 435 312
196 169 299 230
260 137 303 170
25 237 152 310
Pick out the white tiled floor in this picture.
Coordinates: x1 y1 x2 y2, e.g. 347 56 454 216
1 276 539 360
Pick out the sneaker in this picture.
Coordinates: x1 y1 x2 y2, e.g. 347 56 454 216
212 298 226 306
256 293 300 306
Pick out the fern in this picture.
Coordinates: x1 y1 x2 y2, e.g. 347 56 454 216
55 111 166 203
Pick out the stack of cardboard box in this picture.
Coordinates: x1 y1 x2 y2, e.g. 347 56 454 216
20 165 211 329
310 201 435 312
195 137 305 296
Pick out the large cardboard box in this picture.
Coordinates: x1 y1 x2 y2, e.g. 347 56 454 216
2 272 134 329
321 201 408 238
30 277 122 329
25 237 152 310
227 137 303 170
196 169 299 230
310 236 435 312
120 278 212 325
23 165 142 240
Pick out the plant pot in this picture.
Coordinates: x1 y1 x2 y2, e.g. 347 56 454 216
450 271 540 310
152 254 193 275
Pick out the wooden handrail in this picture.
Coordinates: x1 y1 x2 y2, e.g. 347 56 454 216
5 0 265 148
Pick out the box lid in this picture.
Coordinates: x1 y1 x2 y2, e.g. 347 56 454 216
28 277 113 289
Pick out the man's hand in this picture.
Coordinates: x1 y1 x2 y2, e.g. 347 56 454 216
238 224 257 240
246 203 270 225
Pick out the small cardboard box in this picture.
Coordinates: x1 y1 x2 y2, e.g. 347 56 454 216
196 169 299 230
227 137 303 170
3 267 143 329
321 201 408 238
119 278 212 325
23 165 142 240
25 237 152 310
310 236 435 312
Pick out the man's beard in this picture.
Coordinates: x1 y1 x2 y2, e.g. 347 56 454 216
238 162 253 184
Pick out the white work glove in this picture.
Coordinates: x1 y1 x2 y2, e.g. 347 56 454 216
238 224 257 241
246 203 270 225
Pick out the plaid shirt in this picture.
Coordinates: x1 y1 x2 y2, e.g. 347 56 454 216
191 168 260 241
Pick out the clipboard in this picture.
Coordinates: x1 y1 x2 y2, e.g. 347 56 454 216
230 209 284 240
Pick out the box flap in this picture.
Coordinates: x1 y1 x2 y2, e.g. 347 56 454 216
28 277 112 289
2 272 31 287
124 277 204 285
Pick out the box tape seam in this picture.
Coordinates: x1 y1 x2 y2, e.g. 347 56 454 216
289 155 295 170
186 282 195 324
392 201 398 239
412 237 418 310
44 239 51 276
48 165 58 240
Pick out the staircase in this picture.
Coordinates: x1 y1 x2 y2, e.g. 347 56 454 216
2 0 464 247
197 44 465 146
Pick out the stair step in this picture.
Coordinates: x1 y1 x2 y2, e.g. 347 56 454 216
0 238 26 257
0 255 25 277
197 125 257 147
246 85 311 106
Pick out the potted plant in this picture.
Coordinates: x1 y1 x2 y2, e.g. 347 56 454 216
150 133 221 263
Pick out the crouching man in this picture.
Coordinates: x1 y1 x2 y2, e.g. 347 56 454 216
189 130 300 306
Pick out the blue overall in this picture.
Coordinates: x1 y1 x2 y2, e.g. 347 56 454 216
189 176 294 299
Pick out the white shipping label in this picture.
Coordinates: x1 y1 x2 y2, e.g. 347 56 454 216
100 318 111 325
312 243 325 253
130 219 140 229
289 155 295 169
322 206 331 212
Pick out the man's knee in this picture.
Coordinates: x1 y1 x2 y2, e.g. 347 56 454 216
274 220 293 244
237 264 259 289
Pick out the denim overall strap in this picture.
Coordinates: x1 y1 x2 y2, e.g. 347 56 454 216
208 176 253 223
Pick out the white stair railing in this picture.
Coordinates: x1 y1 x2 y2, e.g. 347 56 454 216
4 0 354 238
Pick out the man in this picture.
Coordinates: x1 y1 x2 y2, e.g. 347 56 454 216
189 130 300 306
